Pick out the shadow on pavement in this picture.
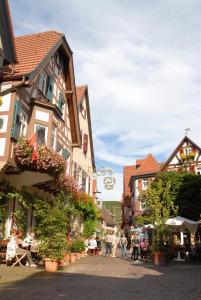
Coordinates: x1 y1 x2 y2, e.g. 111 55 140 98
0 263 201 300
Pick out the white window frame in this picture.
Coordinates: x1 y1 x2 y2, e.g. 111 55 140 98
184 146 191 156
34 124 48 145
142 179 148 190
51 124 57 150
19 110 28 137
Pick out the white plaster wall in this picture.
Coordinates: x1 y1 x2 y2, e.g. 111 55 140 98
35 110 49 122
0 115 8 133
170 156 179 164
0 93 11 111
0 138 6 156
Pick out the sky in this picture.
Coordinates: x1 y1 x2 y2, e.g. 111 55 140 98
9 0 201 201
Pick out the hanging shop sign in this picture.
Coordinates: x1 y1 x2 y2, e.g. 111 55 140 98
103 176 116 190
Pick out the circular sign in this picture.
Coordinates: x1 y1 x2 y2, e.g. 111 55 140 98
103 176 116 190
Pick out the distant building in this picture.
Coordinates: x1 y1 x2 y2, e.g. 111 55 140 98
122 136 201 228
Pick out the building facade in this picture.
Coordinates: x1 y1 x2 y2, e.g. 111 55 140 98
122 136 201 227
0 30 82 237
73 85 96 197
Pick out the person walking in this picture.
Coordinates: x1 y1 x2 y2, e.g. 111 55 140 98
120 234 127 257
131 234 140 263
105 231 113 258
111 232 118 257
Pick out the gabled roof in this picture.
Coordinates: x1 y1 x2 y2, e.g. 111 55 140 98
76 85 87 105
123 165 136 196
1 30 81 148
1 31 72 80
76 85 96 171
161 136 201 171
134 154 161 176
100 207 115 226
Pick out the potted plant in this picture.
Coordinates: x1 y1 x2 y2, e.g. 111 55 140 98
34 193 69 272
140 177 178 266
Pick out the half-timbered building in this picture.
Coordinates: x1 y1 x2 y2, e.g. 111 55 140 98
0 30 81 237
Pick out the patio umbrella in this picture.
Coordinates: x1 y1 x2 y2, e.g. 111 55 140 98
165 216 198 234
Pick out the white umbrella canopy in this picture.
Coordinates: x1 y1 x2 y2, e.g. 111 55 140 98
165 216 198 234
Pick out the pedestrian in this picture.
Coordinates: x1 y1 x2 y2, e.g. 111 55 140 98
104 231 113 258
140 238 148 261
120 233 127 257
95 236 102 255
131 234 140 263
111 232 118 257
88 237 97 255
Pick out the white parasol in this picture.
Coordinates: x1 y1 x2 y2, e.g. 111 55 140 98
165 216 198 234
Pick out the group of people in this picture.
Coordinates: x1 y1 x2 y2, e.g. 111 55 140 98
85 231 149 261
6 229 39 267
120 233 149 262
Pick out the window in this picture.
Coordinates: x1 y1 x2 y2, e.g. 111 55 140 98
80 103 86 119
46 76 54 102
83 134 88 154
81 170 87 192
184 147 191 156
35 124 47 145
38 71 47 95
58 92 65 114
11 99 21 140
73 162 78 181
19 110 28 137
56 143 62 155
142 179 148 190
51 124 57 150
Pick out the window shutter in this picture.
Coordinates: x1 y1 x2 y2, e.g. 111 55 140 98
46 76 54 102
83 134 88 154
62 148 69 160
11 99 21 140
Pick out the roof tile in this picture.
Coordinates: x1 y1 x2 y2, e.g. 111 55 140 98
2 31 62 76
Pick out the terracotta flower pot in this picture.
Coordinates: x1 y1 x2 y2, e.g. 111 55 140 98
44 258 58 272
152 252 168 266
70 253 76 263
59 254 70 267
76 253 81 260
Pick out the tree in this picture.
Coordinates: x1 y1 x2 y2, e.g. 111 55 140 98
140 178 178 252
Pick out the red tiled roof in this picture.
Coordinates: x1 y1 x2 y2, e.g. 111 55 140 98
76 85 87 104
3 31 63 77
136 159 144 167
134 154 160 176
123 165 136 196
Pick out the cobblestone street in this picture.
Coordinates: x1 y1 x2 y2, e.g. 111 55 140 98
1 253 201 300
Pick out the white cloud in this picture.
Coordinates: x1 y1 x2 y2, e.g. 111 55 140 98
9 0 201 200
